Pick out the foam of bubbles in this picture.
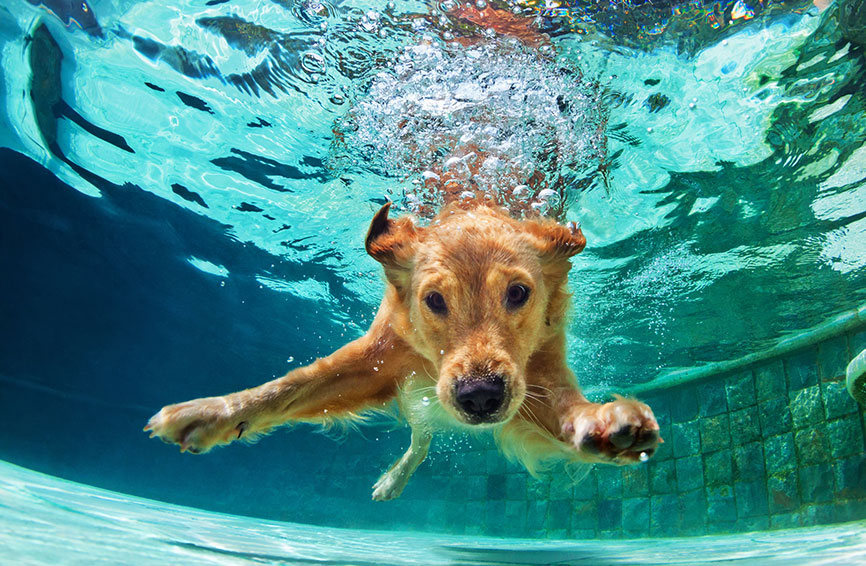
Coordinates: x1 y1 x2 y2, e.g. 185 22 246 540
339 37 608 218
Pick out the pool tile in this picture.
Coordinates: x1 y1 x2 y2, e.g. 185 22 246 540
822 380 859 420
817 335 849 381
571 500 598 530
597 499 622 531
785 348 819 391
734 442 765 481
827 415 866 459
700 381 728 417
726 370 756 412
764 433 796 474
834 455 866 498
650 494 680 535
768 470 800 513
706 485 736 524
670 387 699 423
672 420 701 457
794 426 831 466
679 489 708 534
701 413 731 452
676 455 704 492
595 466 622 498
799 463 834 503
758 396 792 437
622 465 649 497
735 480 768 518
730 406 760 445
755 360 786 401
622 497 650 535
704 449 733 487
650 459 676 494
789 385 824 429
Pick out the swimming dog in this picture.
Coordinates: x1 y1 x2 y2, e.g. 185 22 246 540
145 5 659 501
145 200 659 500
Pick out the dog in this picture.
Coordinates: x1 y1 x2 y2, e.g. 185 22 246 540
145 198 660 500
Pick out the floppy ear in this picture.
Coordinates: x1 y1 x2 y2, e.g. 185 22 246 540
365 202 419 285
525 219 586 262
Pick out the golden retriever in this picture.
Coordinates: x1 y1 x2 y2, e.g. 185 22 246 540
145 200 659 500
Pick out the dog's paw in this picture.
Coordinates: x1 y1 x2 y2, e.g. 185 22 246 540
144 397 245 454
372 469 408 501
564 397 660 464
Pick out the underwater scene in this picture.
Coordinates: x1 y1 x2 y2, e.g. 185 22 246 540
2 0 866 563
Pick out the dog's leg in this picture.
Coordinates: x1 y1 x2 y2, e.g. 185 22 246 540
556 392 660 465
144 313 419 455
372 426 431 501
517 374 660 465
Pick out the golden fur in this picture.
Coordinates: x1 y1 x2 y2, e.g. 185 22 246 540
145 201 659 500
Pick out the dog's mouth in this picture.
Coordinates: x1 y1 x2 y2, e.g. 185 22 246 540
452 374 511 425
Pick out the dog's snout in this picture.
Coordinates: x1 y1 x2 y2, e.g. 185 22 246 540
455 375 505 421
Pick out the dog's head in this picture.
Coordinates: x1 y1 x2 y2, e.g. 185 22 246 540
366 202 585 427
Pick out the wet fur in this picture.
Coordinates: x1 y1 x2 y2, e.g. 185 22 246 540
145 201 659 500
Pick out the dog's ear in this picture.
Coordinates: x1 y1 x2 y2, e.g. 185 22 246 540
525 219 586 262
365 202 419 285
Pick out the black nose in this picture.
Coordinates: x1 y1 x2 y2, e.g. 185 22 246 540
455 376 506 421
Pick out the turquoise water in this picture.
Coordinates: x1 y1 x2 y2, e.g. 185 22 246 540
1 0 866 561
3 460 866 565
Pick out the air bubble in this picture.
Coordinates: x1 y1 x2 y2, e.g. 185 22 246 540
639 452 649 462
421 396 431 406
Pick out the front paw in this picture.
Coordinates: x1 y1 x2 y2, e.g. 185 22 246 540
564 396 660 464
144 397 246 454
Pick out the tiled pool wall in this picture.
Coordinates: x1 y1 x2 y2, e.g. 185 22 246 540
323 325 866 538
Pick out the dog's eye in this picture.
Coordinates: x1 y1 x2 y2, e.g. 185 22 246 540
425 292 447 315
505 284 530 309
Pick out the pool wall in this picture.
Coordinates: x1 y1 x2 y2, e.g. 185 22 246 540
324 321 866 538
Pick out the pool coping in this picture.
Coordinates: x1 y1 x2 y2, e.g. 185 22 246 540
621 301 866 396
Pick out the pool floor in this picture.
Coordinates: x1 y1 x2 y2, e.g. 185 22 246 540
1 460 864 566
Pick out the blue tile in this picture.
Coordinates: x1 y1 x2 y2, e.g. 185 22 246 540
597 499 622 531
700 381 728 416
622 497 650 535
755 360 786 401
735 480 769 518
670 387 700 423
650 494 680 535
704 449 733 487
726 370 756 411
622 465 649 497
823 380 859 420
672 420 701 457
834 456 866 499
706 485 736 523
546 499 572 530
701 413 731 452
595 466 622 498
764 433 796 474
730 406 760 445
487 473 506 500
789 385 824 429
571 500 598 530
768 470 800 513
794 426 831 466
650 459 676 494
505 473 527 500
827 415 866 459
734 442 766 481
800 464 834 503
679 489 707 534
676 455 704 492
759 396 793 437
785 348 819 391
818 336 849 381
